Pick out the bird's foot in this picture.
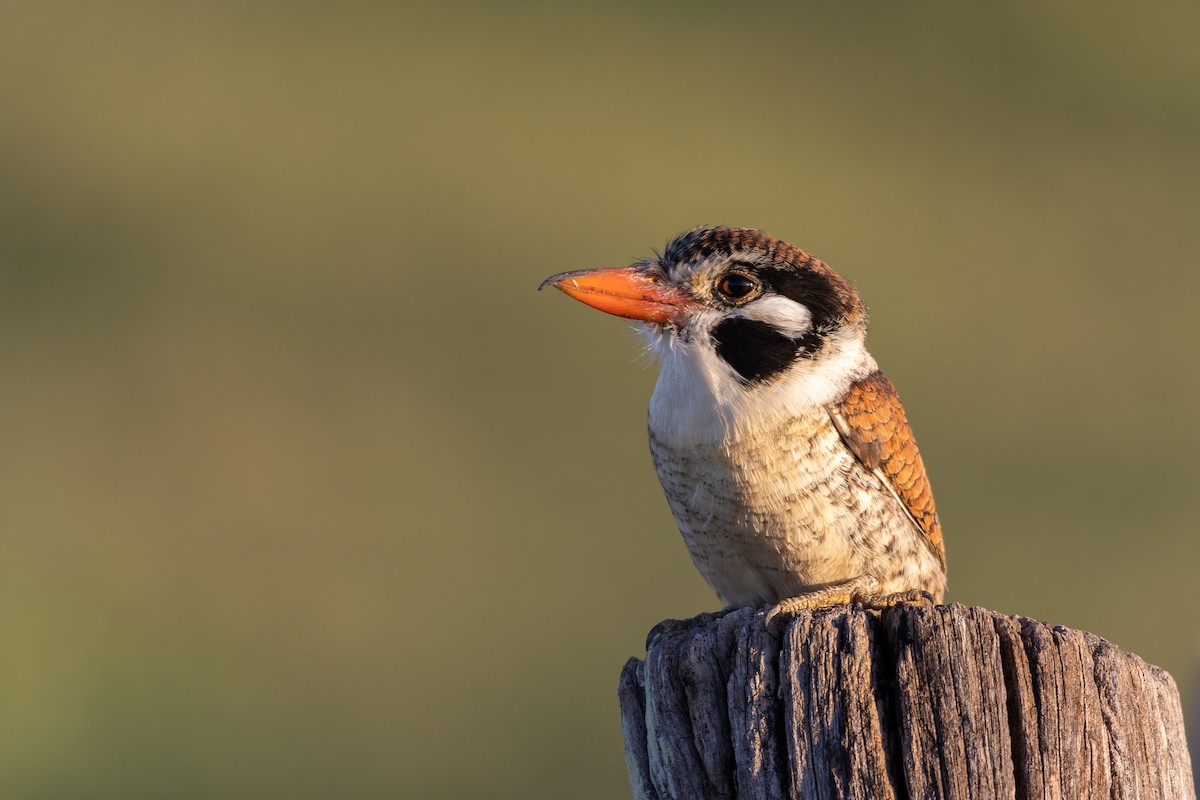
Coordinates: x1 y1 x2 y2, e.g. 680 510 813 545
860 589 935 610
764 577 935 633
645 608 735 651
765 575 881 632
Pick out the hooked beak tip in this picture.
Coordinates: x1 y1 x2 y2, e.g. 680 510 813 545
538 272 578 292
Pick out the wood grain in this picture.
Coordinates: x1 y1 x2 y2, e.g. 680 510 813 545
618 604 1193 800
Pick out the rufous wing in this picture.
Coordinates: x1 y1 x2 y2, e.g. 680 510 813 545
830 371 945 566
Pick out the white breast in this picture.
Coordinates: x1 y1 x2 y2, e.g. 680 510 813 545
644 324 933 608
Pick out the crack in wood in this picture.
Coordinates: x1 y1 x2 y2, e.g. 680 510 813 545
617 604 1194 800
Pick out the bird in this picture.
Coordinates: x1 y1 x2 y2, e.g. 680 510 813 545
540 226 945 622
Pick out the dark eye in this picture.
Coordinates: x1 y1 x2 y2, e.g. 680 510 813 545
716 273 757 301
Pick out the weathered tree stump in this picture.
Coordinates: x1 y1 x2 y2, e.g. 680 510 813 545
618 603 1193 800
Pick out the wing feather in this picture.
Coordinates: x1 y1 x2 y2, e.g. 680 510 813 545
830 371 945 566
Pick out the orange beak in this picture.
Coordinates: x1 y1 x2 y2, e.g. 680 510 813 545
538 266 696 325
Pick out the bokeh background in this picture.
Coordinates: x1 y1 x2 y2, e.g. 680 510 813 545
2 2 1198 797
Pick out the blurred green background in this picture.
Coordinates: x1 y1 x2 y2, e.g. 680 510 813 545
2 2 1197 797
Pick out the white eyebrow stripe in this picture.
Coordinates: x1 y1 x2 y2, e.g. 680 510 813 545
735 294 813 338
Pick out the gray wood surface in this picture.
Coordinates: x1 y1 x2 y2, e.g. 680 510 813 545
618 603 1193 800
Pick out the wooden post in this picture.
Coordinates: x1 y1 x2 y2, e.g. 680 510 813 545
618 603 1194 800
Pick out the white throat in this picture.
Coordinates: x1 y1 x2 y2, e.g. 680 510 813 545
645 321 876 448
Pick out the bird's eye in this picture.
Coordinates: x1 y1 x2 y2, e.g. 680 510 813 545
716 273 757 301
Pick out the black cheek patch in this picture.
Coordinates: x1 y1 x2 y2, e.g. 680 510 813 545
713 318 823 385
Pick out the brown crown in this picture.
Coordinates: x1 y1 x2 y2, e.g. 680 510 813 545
659 226 866 328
